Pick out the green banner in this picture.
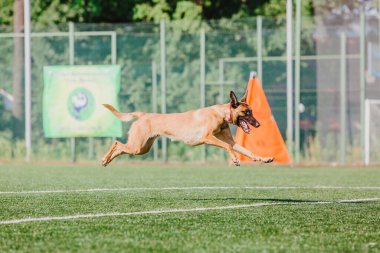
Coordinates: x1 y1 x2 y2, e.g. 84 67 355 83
43 65 122 137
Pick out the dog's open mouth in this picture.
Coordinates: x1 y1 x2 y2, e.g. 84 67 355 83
238 117 251 134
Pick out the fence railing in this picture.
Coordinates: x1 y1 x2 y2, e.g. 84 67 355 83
0 16 379 164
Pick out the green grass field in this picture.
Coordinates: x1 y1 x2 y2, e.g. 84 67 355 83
0 164 379 252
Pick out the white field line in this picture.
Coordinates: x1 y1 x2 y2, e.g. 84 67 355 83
1 198 379 225
0 186 380 195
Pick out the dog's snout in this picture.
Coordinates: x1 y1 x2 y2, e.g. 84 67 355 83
255 121 260 128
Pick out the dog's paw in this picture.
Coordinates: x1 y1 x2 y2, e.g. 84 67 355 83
102 158 109 167
232 158 240 166
262 157 274 163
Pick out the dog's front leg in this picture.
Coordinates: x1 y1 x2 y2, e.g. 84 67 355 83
203 135 240 166
233 144 274 163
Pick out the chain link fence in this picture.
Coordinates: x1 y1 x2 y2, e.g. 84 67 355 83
0 15 379 164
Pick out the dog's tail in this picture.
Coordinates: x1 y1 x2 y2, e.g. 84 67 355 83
103 104 145 122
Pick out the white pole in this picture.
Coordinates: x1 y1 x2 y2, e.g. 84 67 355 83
69 22 76 162
200 28 206 162
69 22 75 65
160 20 167 162
367 42 372 72
286 0 293 160
218 60 224 103
111 32 117 65
256 16 263 82
294 0 301 163
340 32 347 164
200 28 206 108
152 61 158 161
111 32 117 144
360 9 366 164
364 100 370 165
24 0 32 161
218 60 225 158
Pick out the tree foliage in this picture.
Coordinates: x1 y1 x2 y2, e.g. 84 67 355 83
0 0 316 26
0 0 13 25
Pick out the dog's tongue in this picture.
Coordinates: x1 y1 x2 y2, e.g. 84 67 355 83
239 120 251 134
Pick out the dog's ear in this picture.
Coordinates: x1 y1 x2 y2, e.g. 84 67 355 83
230 91 239 108
240 89 248 103
240 82 249 103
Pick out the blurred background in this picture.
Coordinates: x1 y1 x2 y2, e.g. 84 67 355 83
0 0 379 165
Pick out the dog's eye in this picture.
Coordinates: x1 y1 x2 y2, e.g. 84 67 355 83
245 110 251 115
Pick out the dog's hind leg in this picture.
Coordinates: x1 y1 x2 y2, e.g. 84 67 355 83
102 138 156 166
102 140 124 166
102 137 157 166
122 123 157 155
102 122 157 166
123 136 156 156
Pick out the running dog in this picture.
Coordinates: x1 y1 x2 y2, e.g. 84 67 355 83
102 90 274 166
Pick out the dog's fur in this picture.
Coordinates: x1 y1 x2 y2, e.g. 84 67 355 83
102 90 274 166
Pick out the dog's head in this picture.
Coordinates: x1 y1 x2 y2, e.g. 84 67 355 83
229 90 260 134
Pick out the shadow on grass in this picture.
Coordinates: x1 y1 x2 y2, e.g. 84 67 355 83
181 198 319 203
181 198 377 204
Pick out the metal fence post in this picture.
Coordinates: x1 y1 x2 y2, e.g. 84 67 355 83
218 60 224 103
111 32 117 145
360 9 366 164
256 16 263 82
200 28 206 162
340 32 347 164
364 100 370 165
111 32 117 65
88 31 117 160
286 0 293 160
160 20 167 162
218 60 225 159
152 60 158 161
294 0 301 163
69 22 76 162
68 22 76 161
88 138 94 160
200 28 206 109
24 0 32 161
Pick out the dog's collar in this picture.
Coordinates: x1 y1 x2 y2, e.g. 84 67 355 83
226 103 233 123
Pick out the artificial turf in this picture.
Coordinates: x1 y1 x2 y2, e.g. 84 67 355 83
0 164 379 252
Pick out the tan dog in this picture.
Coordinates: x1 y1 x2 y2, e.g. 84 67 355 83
102 90 274 166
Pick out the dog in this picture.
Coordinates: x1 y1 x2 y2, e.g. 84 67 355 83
102 90 274 166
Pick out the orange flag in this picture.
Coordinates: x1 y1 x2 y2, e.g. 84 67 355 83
235 76 291 163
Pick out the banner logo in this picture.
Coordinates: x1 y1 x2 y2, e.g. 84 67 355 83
67 87 95 121
43 65 122 137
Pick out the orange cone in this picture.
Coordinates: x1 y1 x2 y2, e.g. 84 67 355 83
235 76 291 163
